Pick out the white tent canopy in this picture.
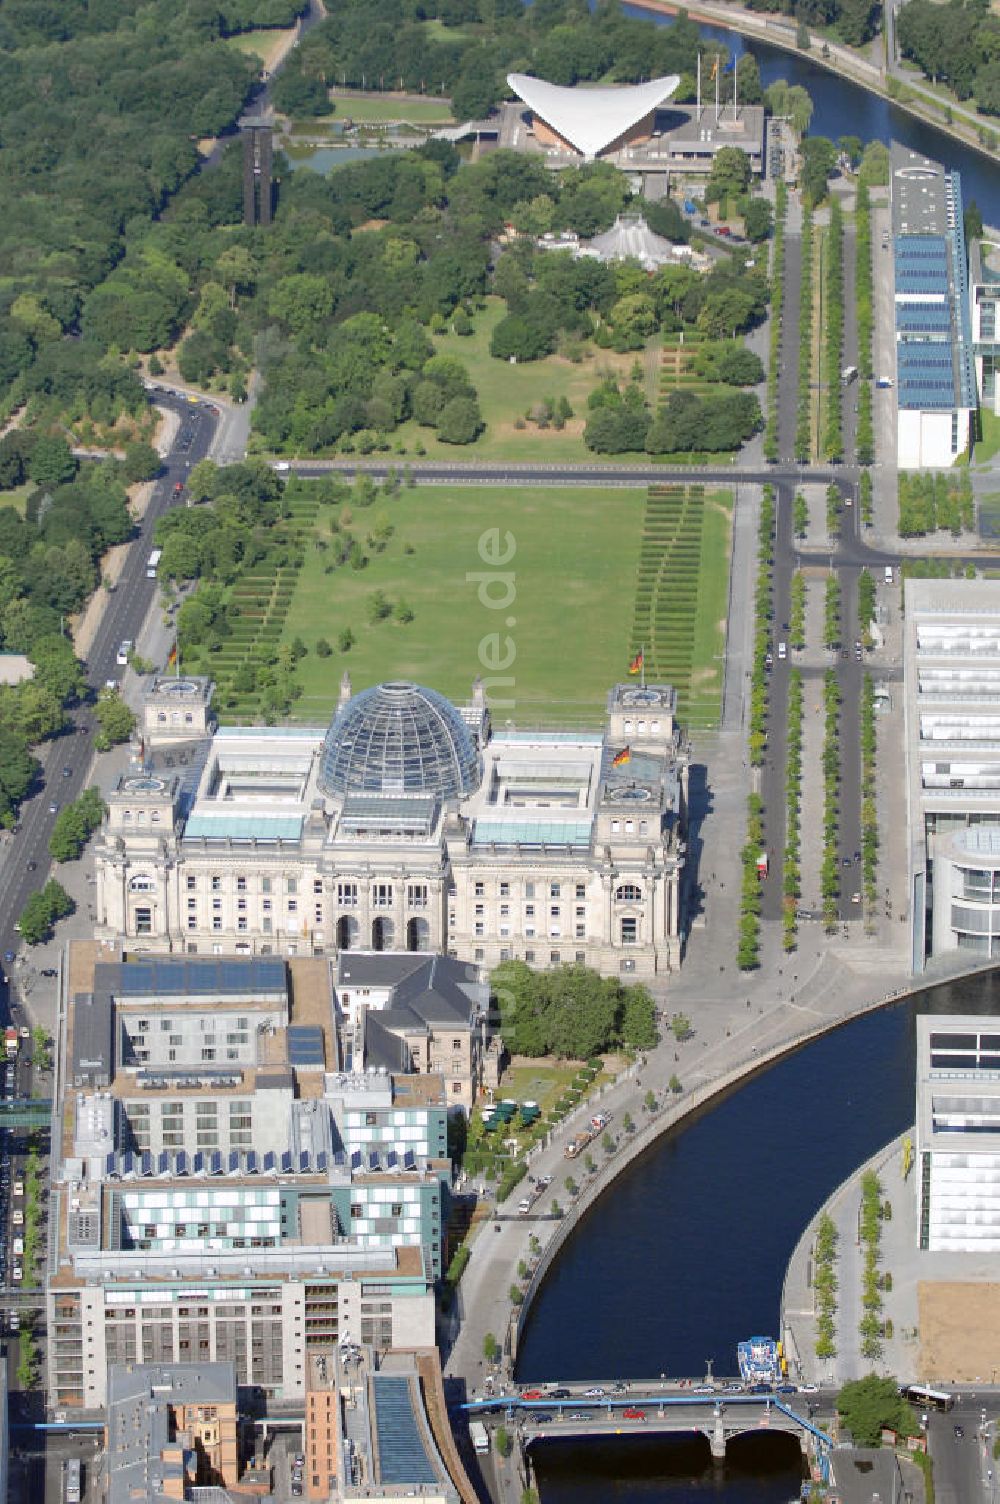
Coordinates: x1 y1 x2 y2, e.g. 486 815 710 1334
507 72 680 159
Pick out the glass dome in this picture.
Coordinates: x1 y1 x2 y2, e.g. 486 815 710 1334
318 682 481 799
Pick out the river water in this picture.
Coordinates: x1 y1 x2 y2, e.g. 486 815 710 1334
515 20 1000 1496
625 7 1000 220
518 970 1000 1499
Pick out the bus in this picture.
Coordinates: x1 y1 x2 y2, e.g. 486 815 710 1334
900 1383 954 1413
146 548 162 579
64 1457 82 1504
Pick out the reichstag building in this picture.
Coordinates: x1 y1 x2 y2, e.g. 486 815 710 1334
94 675 689 978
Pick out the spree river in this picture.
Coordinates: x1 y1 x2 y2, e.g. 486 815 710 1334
627 7 1000 220
517 21 1000 1496
517 970 1000 1499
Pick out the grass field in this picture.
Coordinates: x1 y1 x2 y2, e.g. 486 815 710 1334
329 93 454 125
0 481 33 518
629 485 733 728
976 407 1000 463
281 485 647 726
224 27 296 70
389 298 649 463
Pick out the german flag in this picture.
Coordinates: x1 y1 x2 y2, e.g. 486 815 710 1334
612 746 632 768
628 650 643 676
167 642 178 669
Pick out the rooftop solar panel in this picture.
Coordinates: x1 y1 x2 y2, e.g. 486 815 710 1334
116 956 286 997
372 1376 438 1488
287 1026 325 1066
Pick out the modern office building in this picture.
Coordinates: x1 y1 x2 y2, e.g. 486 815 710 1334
105 1362 241 1504
902 579 1000 970
93 677 689 979
915 1015 1000 1251
890 143 976 469
969 235 1000 416
49 946 446 1412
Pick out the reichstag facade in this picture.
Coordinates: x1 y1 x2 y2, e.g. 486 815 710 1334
94 675 689 978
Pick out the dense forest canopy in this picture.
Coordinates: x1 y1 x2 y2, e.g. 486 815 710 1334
0 0 305 826
897 0 1000 115
741 0 880 47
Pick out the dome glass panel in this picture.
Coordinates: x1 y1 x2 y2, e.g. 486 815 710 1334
318 682 481 799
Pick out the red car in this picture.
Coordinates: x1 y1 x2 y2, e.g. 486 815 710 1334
521 1390 544 1401
173 482 184 495
622 1408 646 1421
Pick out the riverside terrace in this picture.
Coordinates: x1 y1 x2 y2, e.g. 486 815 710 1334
463 1389 835 1470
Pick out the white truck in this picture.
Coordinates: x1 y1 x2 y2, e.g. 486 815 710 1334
470 1421 490 1455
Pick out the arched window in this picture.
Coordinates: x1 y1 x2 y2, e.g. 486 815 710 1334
615 883 642 903
371 916 394 951
407 917 430 952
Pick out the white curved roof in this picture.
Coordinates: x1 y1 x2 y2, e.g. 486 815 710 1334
507 72 680 159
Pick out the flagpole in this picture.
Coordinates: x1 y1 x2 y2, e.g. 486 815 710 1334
641 644 646 690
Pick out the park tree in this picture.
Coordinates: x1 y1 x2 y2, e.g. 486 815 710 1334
17 879 73 945
94 690 136 751
0 730 38 827
28 435 75 491
269 274 336 337
743 197 773 243
123 442 160 484
836 1376 917 1446
49 787 105 863
706 146 752 202
437 396 483 445
800 136 838 206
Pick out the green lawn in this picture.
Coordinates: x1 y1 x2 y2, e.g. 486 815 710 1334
281 485 647 726
329 93 454 125
0 481 33 518
976 407 1000 463
389 298 644 463
629 486 733 729
689 490 734 725
223 27 295 69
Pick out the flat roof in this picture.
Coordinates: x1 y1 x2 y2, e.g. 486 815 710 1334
891 143 976 412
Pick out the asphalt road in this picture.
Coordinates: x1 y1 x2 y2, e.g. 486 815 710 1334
291 460 857 488
928 1395 1000 1504
0 395 219 1017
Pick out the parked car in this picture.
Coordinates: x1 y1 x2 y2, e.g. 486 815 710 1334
623 1408 647 1421
521 1389 545 1401
584 1387 606 1398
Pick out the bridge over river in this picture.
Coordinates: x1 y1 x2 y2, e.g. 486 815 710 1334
462 1387 835 1470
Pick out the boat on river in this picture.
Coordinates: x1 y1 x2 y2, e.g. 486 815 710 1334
737 1335 780 1385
